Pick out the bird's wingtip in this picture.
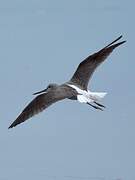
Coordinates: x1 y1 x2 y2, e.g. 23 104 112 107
8 122 17 129
8 125 12 129
115 35 127 44
8 124 14 129
114 40 126 48
103 35 126 50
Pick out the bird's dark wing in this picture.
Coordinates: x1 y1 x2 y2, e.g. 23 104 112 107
70 35 126 90
8 91 66 129
8 93 56 129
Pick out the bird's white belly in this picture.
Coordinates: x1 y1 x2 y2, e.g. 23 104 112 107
67 84 107 103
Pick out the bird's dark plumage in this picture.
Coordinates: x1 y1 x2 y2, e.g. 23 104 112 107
70 35 126 89
8 36 126 128
9 93 53 129
8 84 75 128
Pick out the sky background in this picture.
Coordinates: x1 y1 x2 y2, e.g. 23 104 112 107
0 0 134 180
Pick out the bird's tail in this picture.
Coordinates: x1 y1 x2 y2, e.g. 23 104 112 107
88 91 107 101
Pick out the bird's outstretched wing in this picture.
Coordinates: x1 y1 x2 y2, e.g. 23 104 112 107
8 92 61 129
70 35 126 90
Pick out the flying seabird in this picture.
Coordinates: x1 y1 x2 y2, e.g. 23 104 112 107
8 35 126 129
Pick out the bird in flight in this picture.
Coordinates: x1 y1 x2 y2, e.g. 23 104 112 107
8 35 126 129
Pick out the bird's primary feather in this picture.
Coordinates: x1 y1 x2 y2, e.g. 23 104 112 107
70 36 126 89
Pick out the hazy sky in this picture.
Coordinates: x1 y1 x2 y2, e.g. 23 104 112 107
0 0 134 180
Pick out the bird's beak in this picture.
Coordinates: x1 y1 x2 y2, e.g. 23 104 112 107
33 88 47 95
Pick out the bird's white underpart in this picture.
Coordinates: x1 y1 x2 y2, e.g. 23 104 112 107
67 84 107 103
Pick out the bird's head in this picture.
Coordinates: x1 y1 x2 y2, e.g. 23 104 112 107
33 83 58 95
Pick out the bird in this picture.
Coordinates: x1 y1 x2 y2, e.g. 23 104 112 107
8 35 126 129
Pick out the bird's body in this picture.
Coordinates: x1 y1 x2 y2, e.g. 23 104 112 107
66 83 107 103
8 35 126 129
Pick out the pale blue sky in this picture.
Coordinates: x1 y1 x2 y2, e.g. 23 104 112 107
0 0 134 180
